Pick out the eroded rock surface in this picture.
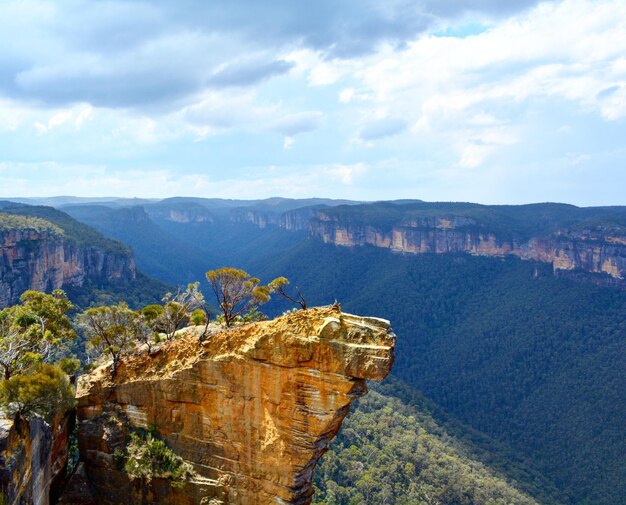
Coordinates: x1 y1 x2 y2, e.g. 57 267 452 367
0 413 72 505
309 213 626 285
0 227 136 308
76 307 395 504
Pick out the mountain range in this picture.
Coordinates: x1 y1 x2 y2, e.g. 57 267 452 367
1 196 624 504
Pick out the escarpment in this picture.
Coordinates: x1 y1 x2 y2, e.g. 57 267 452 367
75 307 395 504
309 212 626 285
0 224 136 308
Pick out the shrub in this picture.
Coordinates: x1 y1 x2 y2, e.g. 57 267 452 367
0 364 75 420
122 431 195 488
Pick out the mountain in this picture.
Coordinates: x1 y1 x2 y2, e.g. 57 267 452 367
27 197 626 504
308 201 626 287
0 202 168 308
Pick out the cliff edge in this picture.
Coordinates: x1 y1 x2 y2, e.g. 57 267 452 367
75 307 396 504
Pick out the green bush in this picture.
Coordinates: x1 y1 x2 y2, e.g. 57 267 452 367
0 364 75 420
121 431 195 488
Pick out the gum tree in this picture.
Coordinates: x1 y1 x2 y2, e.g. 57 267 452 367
0 290 75 380
268 277 307 310
78 302 148 373
205 268 271 327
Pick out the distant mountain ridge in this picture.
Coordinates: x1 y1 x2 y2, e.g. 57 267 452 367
33 197 625 287
307 202 626 287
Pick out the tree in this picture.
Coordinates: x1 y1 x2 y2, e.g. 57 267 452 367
78 302 148 373
268 277 307 310
0 290 75 380
205 268 271 327
0 363 75 420
157 282 206 340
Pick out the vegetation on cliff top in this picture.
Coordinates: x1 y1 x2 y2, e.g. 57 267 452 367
0 212 64 235
0 290 77 420
313 201 626 239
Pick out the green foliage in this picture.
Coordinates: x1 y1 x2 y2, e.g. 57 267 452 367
241 306 268 323
0 363 75 420
119 430 195 488
268 276 307 309
314 386 542 505
0 212 64 234
157 282 205 339
189 308 206 326
78 302 149 370
56 357 81 376
0 290 75 379
206 268 272 327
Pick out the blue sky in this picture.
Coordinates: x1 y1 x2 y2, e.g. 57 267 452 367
0 0 625 205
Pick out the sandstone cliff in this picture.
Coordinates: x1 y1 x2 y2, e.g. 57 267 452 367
75 307 395 504
309 212 626 285
0 413 72 505
0 224 136 308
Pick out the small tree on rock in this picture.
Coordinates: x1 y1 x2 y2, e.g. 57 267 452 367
0 363 75 420
156 282 206 340
78 303 148 373
205 268 271 327
268 277 307 310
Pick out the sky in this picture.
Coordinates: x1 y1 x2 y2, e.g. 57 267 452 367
0 0 625 205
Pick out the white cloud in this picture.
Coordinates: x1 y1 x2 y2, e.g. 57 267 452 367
339 88 355 103
325 163 368 184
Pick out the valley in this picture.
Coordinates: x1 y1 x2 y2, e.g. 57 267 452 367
1 197 624 504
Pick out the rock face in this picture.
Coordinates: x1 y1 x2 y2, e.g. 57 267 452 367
229 207 319 232
76 307 395 504
0 227 136 308
0 413 72 505
310 213 626 285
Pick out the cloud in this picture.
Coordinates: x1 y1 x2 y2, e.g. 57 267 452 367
0 0 544 109
283 137 295 150
359 117 407 141
269 111 324 136
325 163 368 184
208 59 294 87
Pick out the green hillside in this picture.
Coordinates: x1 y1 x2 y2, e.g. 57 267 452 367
314 379 563 505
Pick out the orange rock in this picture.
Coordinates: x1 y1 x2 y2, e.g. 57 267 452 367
76 307 396 504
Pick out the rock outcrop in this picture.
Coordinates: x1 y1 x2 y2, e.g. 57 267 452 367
76 307 395 504
0 227 136 308
0 413 72 505
310 213 626 285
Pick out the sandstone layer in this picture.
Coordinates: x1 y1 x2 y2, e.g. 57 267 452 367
0 413 72 505
0 227 136 308
76 307 395 504
309 213 626 285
